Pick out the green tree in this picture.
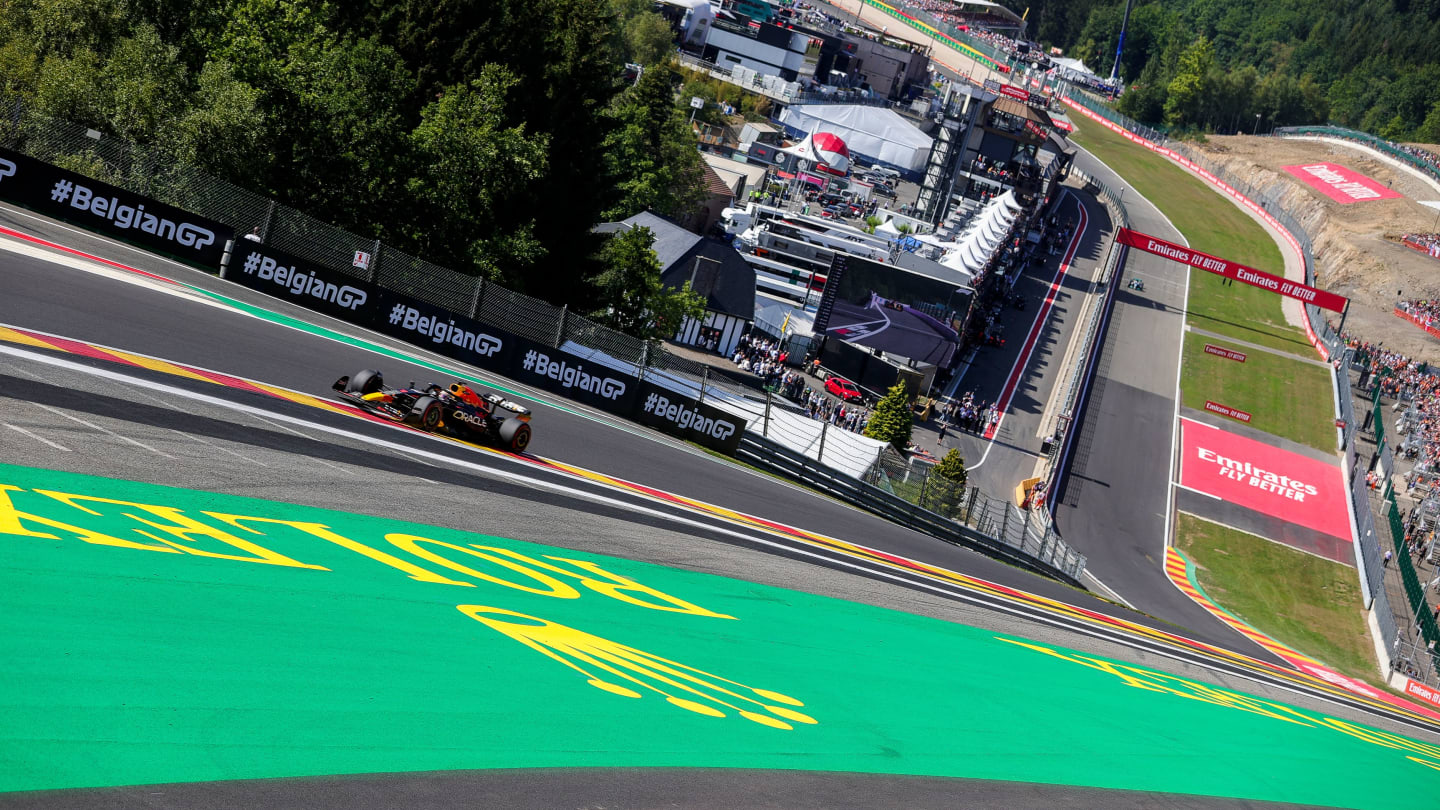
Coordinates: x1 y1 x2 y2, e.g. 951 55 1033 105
622 10 675 66
603 66 706 221
588 225 706 341
407 66 550 282
921 448 969 518
1164 36 1216 128
863 383 914 448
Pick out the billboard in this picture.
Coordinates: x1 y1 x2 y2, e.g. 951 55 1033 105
1179 418 1348 540
1282 163 1401 204
0 146 232 268
812 254 968 367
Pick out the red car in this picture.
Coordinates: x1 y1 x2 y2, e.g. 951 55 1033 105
825 376 865 402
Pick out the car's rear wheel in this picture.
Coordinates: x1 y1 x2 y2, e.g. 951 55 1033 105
409 396 442 430
348 369 383 395
498 419 531 453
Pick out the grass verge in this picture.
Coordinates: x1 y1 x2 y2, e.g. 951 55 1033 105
1175 512 1379 686
1180 332 1336 451
1069 115 1311 355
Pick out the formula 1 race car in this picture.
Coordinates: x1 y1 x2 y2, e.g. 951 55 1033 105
332 369 532 452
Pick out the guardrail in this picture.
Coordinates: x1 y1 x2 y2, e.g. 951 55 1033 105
1040 168 1129 504
737 433 1086 584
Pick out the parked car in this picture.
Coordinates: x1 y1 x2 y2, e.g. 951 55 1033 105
872 183 897 199
825 376 865 402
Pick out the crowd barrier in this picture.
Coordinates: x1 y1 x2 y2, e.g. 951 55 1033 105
0 119 1092 582
1395 307 1440 342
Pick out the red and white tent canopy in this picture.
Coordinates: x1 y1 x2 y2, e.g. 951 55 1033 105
778 131 851 176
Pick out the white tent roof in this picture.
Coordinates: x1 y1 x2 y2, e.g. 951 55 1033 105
777 104 934 173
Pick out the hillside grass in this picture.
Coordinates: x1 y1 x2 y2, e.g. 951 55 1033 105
1069 115 1311 355
1175 513 1379 688
1179 332 1336 452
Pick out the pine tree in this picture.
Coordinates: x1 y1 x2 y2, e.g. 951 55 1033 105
863 383 913 448
922 448 968 519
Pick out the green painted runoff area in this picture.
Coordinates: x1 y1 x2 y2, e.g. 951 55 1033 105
1175 513 1379 688
2 462 1439 807
1179 332 1336 451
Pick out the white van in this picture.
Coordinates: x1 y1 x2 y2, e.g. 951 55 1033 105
866 166 900 183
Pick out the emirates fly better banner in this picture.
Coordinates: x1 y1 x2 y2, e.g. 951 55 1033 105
1116 227 1349 313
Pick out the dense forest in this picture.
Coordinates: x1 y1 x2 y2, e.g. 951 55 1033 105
0 0 705 311
1011 0 1440 138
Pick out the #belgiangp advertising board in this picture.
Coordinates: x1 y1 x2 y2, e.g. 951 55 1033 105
372 289 514 376
634 380 745 454
229 242 378 324
506 336 640 417
0 146 232 268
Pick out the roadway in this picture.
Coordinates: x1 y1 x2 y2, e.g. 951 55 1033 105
1049 148 1261 648
7 191 1440 804
0 202 1223 646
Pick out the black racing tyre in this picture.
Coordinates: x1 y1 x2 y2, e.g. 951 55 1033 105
410 395 443 430
498 418 531 453
348 369 383 395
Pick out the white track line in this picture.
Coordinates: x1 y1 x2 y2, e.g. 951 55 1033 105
29 403 176 459
2 422 72 452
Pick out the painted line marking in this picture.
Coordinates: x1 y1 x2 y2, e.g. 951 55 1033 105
1175 482 1222 500
985 190 1089 441
165 428 269 467
28 402 177 459
2 422 72 452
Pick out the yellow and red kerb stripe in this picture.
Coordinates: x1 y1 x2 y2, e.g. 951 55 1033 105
0 324 388 426
1164 546 1323 669
8 322 1435 718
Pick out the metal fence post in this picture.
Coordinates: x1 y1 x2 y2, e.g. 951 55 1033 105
259 199 276 242
817 421 829 465
468 276 486 319
1000 504 1011 547
763 390 772 438
367 239 382 285
698 366 709 406
553 305 568 349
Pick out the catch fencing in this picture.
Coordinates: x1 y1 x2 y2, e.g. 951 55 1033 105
0 101 1091 582
1059 89 1436 680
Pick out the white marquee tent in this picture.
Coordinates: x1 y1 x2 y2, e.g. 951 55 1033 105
776 104 934 174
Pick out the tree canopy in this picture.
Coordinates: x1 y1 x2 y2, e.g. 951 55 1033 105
0 0 708 315
1008 0 1440 138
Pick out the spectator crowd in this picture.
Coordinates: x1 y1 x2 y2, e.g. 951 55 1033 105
1397 299 1440 333
1402 233 1440 260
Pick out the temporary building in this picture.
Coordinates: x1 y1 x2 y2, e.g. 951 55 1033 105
776 104 934 178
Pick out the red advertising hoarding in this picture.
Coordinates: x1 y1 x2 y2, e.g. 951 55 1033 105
1117 227 1349 313
1179 418 1349 540
999 84 1030 102
1282 163 1402 204
1203 344 1247 363
1204 400 1251 422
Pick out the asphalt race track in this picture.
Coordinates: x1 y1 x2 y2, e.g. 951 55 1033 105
1049 148 1259 648
0 202 1212 644
4 201 1440 807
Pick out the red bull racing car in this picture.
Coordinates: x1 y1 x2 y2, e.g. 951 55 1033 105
332 369 532 452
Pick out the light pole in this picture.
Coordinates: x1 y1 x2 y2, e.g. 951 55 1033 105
1108 0 1135 86
1252 113 1262 136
